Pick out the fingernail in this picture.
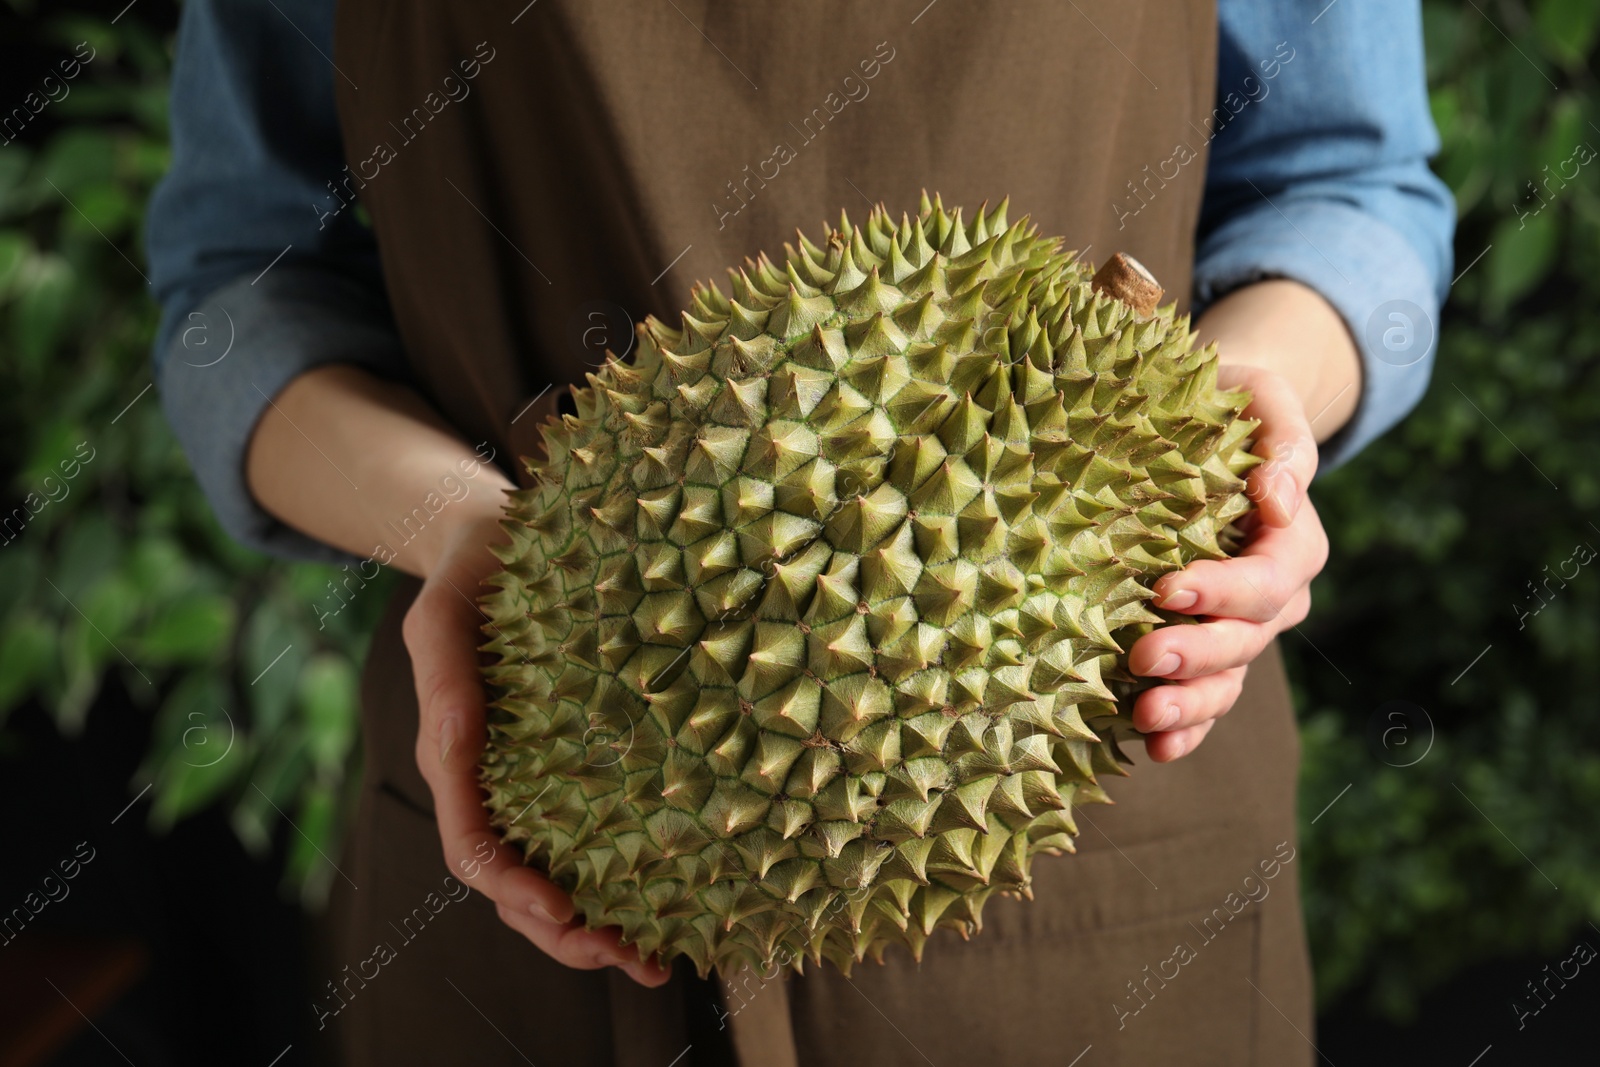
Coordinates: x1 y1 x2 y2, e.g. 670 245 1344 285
604 950 633 968
1145 652 1180 678
1278 473 1300 519
1266 484 1285 518
1160 588 1198 611
529 899 561 924
1158 703 1181 730
439 719 457 765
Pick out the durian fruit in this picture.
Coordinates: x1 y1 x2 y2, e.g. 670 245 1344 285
479 194 1258 979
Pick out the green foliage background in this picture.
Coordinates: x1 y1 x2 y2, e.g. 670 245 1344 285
0 11 390 906
0 0 1593 1019
1293 0 1600 1016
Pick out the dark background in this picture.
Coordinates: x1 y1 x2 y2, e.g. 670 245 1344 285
0 1 1595 1063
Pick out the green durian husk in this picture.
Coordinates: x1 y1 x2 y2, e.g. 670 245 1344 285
479 194 1259 979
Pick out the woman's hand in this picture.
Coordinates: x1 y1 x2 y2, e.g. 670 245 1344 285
405 506 674 986
249 365 669 985
1125 279 1357 762
1127 362 1329 761
404 505 673 988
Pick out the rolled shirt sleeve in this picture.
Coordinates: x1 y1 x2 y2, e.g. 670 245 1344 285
157 267 405 563
145 0 404 561
1195 0 1457 470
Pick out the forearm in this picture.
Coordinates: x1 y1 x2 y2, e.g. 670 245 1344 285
245 364 515 578
1194 278 1362 441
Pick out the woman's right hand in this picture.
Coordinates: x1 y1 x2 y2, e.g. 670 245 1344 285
404 504 673 988
246 365 669 984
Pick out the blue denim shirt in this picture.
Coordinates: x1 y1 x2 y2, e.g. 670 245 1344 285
145 0 1455 562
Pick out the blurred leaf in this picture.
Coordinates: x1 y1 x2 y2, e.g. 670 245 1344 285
283 563 339 605
55 573 141 731
285 779 339 905
298 653 357 775
51 511 119 600
242 600 304 735
8 253 75 372
1422 1 1466 78
1485 47 1554 133
250 723 310 809
60 181 135 240
0 232 31 301
0 611 53 719
229 786 276 858
229 722 308 857
127 137 168 183
1485 209 1558 311
1535 96 1590 176
1428 85 1461 147
146 672 245 830
0 145 32 217
43 18 121 68
0 541 42 617
35 127 119 197
57 615 105 734
120 25 170 80
129 82 170 135
20 419 84 487
81 572 139 640
124 534 195 601
1535 0 1600 66
137 591 237 664
52 84 133 122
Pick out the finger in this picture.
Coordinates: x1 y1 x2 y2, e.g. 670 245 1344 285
406 581 574 925
1219 367 1317 528
1144 719 1216 763
445 823 576 926
1130 616 1273 680
1152 500 1327 622
496 904 673 988
1131 666 1249 733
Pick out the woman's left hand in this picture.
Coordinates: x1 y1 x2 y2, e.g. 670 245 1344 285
1127 362 1330 762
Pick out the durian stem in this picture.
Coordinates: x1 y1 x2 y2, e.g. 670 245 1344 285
1092 253 1164 317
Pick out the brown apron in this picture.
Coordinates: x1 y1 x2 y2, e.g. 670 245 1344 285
326 3 1312 1064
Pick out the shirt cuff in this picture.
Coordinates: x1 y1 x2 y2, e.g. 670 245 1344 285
155 264 410 563
1191 198 1441 472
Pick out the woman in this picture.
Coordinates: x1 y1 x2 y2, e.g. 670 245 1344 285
146 2 1453 1063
